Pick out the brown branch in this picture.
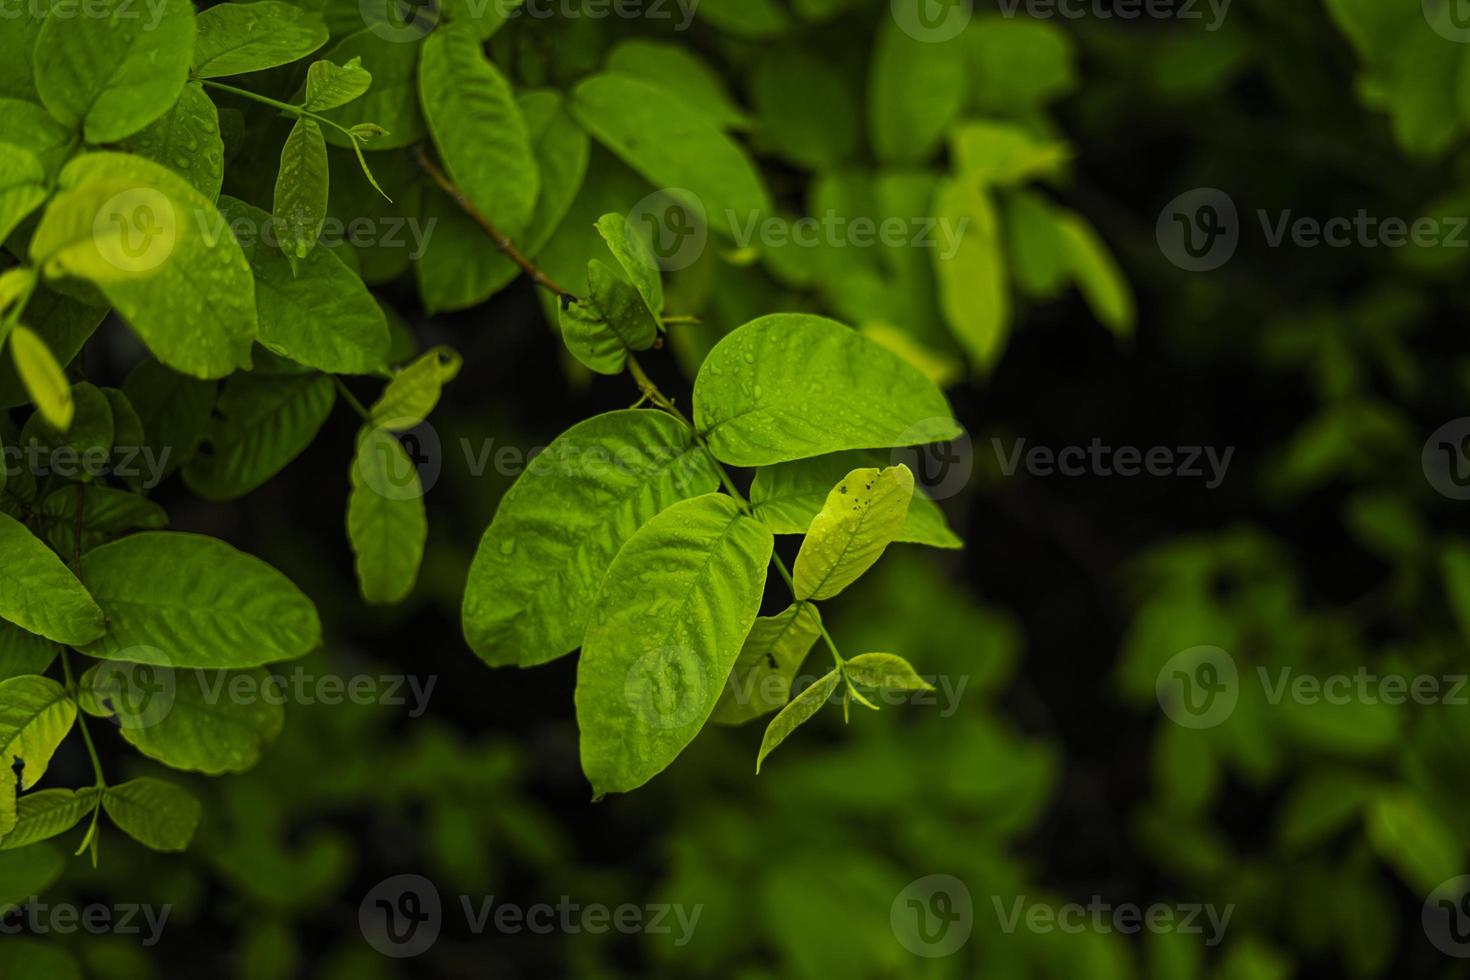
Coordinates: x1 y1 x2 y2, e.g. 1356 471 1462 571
411 144 573 300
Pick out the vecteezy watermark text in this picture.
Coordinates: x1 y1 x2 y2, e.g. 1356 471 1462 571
991 438 1234 489
358 874 701 958
1 900 170 947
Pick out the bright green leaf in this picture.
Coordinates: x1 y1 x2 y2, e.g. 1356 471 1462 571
693 314 962 466
0 512 105 645
576 493 773 796
103 778 201 852
419 22 538 234
463 410 722 667
793 465 914 600
348 426 427 604
756 668 839 773
712 603 824 725
29 152 258 379
193 1 329 78
78 531 322 669
33 0 196 143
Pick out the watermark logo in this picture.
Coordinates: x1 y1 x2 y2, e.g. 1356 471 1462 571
891 874 973 957
360 874 442 958
892 0 972 43
1156 646 1238 729
1425 0 1470 43
624 645 705 730
626 189 708 272
83 650 176 731
361 0 439 42
94 188 176 275
1425 876 1470 957
891 424 974 501
359 876 702 955
992 895 1232 945
1157 188 1238 272
357 421 442 500
1424 418 1470 500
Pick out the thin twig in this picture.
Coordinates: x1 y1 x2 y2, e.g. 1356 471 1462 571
412 145 573 299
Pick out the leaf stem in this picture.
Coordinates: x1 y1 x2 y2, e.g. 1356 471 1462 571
411 145 572 298
333 376 371 421
199 80 391 201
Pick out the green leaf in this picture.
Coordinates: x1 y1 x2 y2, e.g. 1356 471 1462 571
793 465 914 600
1441 540 1470 644
30 152 258 380
843 653 933 692
415 91 589 314
933 177 1009 369
696 0 790 38
559 261 659 376
752 49 859 170
123 358 216 478
274 118 329 266
315 30 425 151
304 57 373 111
0 848 65 911
103 778 201 852
80 663 285 775
37 486 169 554
463 410 722 667
0 788 100 851
712 603 824 725
20 377 112 457
0 939 81 980
756 668 839 773
869 19 965 164
0 676 77 816
965 18 1076 112
595 212 662 317
123 82 225 202
605 40 747 130
192 1 330 79
576 493 773 796
0 269 33 322
1057 210 1134 337
1366 791 1462 893
569 73 772 240
0 291 107 411
33 0 196 143
420 22 538 235
182 372 335 501
950 121 1070 186
220 196 389 374
77 531 322 669
369 347 460 429
1005 189 1071 297
9 326 73 431
750 451 961 549
0 143 46 244
693 314 962 467
0 622 59 683
348 427 427 604
0 100 73 179
0 512 105 645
